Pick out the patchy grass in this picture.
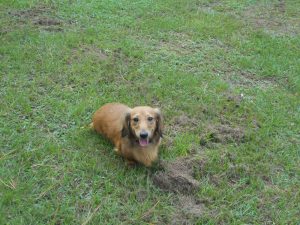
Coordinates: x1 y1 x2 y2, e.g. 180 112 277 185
1 0 299 224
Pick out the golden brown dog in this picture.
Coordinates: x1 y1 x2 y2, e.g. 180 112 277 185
91 103 163 167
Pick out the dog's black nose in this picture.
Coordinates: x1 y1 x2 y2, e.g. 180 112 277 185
140 132 148 139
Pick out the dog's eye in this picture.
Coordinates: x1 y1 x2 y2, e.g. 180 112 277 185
148 117 153 122
133 117 139 122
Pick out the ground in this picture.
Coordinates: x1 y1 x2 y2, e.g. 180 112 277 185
0 0 299 224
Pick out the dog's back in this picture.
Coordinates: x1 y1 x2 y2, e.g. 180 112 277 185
91 103 130 147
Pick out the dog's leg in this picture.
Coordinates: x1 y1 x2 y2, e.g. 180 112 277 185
125 159 136 167
114 147 121 155
113 140 122 155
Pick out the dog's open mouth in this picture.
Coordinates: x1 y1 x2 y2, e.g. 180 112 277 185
138 138 149 147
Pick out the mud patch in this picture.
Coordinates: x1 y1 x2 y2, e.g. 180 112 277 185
152 157 204 194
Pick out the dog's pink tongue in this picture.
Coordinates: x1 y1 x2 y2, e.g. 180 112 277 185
139 139 149 147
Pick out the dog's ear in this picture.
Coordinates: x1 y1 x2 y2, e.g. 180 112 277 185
154 108 163 138
121 112 131 137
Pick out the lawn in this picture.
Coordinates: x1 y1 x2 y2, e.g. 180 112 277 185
0 0 299 224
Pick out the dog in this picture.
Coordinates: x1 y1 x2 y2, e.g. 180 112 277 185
91 103 163 167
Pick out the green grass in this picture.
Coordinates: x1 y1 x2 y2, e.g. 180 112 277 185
1 0 299 224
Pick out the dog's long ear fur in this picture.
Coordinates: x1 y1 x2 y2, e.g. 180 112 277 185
154 108 163 138
121 112 131 137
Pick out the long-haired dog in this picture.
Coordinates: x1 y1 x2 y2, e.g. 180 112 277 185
91 103 163 167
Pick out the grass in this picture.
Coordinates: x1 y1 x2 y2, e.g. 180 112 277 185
1 0 299 224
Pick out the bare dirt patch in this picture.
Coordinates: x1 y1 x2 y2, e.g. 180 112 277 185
68 45 108 64
224 92 244 107
212 66 277 89
200 124 247 147
135 189 148 202
171 195 206 225
111 48 132 66
42 26 64 32
9 5 64 31
152 156 207 223
178 195 205 216
171 114 199 135
207 124 246 144
196 1 299 36
150 96 161 108
241 1 300 36
196 0 222 14
152 157 204 194
34 18 61 26
9 5 49 18
173 114 197 127
237 71 277 88
231 170 250 187
156 32 205 56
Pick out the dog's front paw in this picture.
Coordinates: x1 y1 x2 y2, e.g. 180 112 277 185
125 159 137 167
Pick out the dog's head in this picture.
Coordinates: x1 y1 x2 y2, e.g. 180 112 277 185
122 106 163 147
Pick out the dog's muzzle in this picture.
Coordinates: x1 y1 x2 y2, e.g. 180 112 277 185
139 131 149 147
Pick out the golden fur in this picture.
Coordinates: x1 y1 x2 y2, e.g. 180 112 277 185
91 103 163 167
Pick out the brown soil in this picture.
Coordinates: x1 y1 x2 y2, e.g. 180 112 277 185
157 32 204 56
171 195 205 224
136 189 148 202
206 124 246 144
9 6 49 18
34 18 61 26
276 0 286 14
43 26 64 32
227 164 251 185
9 5 63 31
173 114 197 127
152 157 207 223
171 194 207 225
68 45 108 64
152 157 204 194
212 66 277 89
242 1 300 36
171 114 198 134
150 96 161 107
196 1 299 36
225 93 243 105
178 195 205 216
